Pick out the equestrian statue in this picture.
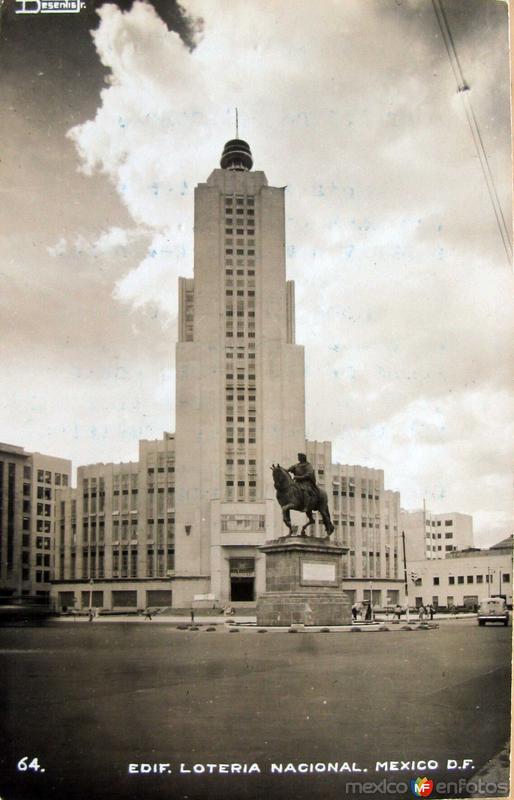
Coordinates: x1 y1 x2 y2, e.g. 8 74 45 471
271 453 335 538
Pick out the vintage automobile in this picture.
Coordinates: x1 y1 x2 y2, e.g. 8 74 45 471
477 595 510 626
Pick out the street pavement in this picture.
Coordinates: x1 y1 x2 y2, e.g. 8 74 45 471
0 621 511 800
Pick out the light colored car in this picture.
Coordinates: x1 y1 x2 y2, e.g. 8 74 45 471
477 596 509 626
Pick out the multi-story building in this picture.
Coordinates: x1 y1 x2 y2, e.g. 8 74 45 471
173 138 305 606
0 442 71 600
53 434 176 611
51 137 403 611
306 441 403 607
401 508 473 561
407 535 513 610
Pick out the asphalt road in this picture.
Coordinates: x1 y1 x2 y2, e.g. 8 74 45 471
0 621 511 800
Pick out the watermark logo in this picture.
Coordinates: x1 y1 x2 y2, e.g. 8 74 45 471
15 0 85 14
410 777 433 797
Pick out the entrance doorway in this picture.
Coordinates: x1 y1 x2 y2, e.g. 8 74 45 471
230 577 254 601
229 557 255 602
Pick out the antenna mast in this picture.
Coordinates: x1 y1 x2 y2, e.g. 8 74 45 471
235 107 239 139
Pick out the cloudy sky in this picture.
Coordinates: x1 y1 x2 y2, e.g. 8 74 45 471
0 0 512 546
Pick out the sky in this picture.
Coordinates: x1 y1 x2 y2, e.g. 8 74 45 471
0 0 512 547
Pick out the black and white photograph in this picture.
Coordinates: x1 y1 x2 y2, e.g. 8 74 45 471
0 1 512 798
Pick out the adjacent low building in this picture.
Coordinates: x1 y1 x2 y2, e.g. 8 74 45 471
407 535 513 610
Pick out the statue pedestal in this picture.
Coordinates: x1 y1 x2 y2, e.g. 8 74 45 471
256 535 351 627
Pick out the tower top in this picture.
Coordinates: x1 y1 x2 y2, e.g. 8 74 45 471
220 138 253 171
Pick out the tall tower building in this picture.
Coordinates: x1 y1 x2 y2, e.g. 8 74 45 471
51 137 404 613
173 138 306 605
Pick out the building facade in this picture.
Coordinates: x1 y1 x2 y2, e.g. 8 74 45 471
407 536 512 610
401 508 473 561
306 441 403 607
51 138 403 611
0 442 71 600
53 435 176 611
173 140 305 606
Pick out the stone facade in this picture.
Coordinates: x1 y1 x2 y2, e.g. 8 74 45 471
173 152 306 607
256 536 351 626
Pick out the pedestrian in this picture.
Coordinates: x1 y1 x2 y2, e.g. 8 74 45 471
394 603 402 621
190 607 195 624
418 605 425 621
365 601 372 622
428 603 435 620
88 608 94 623
144 608 153 621
351 603 359 621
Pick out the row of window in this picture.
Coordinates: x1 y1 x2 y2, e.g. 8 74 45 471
423 573 512 586
34 469 68 486
225 195 255 205
226 268 255 277
220 514 265 531
226 350 255 358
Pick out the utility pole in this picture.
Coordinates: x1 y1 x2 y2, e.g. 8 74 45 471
402 530 410 623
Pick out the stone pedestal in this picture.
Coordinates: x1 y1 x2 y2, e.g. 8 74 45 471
256 535 351 626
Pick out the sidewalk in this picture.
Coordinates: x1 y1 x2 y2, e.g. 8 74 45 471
51 615 451 632
52 612 477 630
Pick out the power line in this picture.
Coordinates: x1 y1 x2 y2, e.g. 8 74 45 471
432 0 513 265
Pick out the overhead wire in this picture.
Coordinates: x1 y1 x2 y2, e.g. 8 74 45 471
432 0 513 266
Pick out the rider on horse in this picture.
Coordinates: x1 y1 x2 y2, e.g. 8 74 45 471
287 453 320 507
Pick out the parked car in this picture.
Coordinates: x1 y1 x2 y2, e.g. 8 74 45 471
477 596 509 626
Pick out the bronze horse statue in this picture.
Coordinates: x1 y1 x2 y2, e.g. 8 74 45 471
271 464 335 538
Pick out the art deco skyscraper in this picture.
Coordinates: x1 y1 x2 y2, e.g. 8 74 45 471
174 139 306 604
51 138 403 613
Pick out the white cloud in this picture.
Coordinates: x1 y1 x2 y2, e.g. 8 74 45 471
73 226 151 258
47 237 68 257
61 0 514 541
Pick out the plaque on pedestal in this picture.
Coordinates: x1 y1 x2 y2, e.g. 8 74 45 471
256 535 351 626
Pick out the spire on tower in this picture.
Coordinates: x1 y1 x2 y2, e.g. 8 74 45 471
220 113 253 172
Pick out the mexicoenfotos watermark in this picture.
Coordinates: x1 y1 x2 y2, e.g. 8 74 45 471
345 777 509 796
15 0 85 14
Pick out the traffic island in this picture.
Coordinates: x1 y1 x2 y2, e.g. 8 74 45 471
256 535 351 627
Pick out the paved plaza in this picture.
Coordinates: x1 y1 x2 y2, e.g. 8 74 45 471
0 620 511 800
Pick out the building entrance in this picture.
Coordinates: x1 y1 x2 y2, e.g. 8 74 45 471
229 557 255 602
230 577 254 601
